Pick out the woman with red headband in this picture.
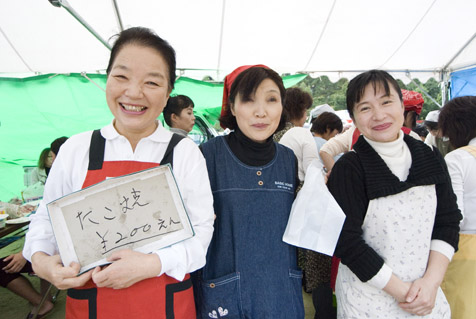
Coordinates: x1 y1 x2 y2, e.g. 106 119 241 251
193 65 304 318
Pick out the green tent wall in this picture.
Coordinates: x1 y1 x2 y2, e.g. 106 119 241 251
0 73 306 201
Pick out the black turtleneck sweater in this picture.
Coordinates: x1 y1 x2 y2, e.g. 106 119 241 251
219 127 299 193
224 127 276 167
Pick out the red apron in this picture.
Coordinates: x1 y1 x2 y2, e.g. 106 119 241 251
66 130 195 319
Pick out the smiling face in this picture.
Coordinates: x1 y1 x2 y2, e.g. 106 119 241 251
106 44 171 141
231 78 283 143
352 82 404 143
172 105 195 133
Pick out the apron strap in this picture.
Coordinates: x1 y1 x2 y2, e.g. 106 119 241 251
165 276 193 318
67 287 98 319
88 129 106 171
460 145 476 158
87 130 185 171
161 134 185 168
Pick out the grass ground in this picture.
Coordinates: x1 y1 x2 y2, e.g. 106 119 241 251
1 233 316 318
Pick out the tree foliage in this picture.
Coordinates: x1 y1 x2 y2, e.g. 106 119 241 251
295 75 443 120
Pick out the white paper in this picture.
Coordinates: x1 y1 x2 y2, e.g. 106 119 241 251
283 160 345 256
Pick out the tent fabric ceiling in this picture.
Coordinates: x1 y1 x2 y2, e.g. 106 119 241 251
1 0 476 82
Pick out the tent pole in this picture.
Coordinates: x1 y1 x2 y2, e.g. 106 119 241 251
111 0 124 32
440 71 449 106
443 31 476 71
406 72 441 108
49 0 112 50
0 26 34 72
80 72 106 92
216 0 227 80
439 32 476 105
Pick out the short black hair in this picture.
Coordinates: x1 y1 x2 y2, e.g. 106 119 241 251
413 124 429 138
346 69 402 118
439 96 476 148
310 112 343 135
424 121 438 132
219 67 286 132
284 87 313 121
50 136 68 156
163 95 194 127
106 27 176 92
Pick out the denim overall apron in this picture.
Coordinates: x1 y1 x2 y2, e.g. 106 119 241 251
195 136 304 319
66 130 195 319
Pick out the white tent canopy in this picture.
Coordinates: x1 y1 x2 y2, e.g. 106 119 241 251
1 0 476 82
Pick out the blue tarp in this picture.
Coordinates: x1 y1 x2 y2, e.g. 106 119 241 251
450 67 476 99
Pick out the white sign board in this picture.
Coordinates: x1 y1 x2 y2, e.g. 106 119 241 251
48 165 193 273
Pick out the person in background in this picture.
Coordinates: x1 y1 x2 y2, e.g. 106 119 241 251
1 141 68 318
29 148 52 185
22 137 69 203
273 87 320 318
274 87 312 140
307 111 343 318
327 69 461 318
438 96 476 319
49 136 68 162
401 89 424 130
311 112 343 162
23 27 214 318
275 87 318 185
0 253 54 318
424 110 454 157
194 66 304 318
412 124 429 142
163 94 196 137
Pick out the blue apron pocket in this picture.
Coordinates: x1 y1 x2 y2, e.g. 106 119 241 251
289 268 305 317
198 272 242 319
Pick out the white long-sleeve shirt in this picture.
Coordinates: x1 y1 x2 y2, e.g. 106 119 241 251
321 125 421 159
279 126 319 182
445 137 476 234
23 123 215 281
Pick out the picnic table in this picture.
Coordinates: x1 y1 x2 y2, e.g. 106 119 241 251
0 220 29 250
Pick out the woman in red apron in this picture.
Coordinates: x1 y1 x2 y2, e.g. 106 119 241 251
23 27 215 318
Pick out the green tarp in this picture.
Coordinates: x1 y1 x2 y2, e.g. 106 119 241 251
0 73 306 201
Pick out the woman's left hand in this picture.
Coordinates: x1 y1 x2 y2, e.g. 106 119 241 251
91 249 162 289
398 277 438 316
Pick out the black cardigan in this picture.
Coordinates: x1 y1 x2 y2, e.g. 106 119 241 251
327 134 462 282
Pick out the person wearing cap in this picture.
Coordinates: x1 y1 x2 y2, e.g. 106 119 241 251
401 89 424 130
194 66 304 318
310 103 335 122
439 96 476 319
424 110 454 157
163 94 196 137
